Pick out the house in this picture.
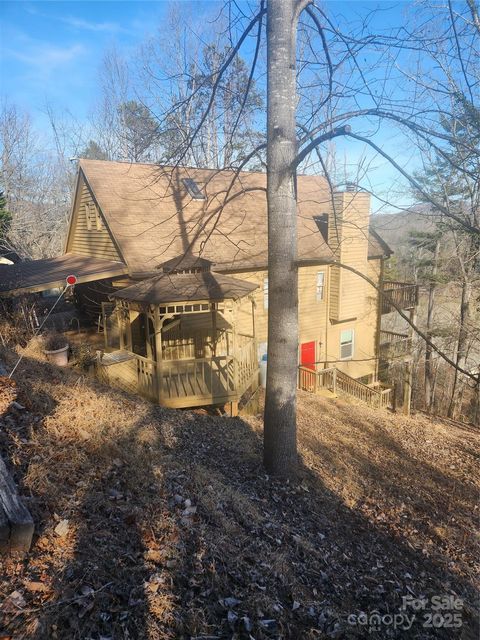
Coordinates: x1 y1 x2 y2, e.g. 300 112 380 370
0 159 418 411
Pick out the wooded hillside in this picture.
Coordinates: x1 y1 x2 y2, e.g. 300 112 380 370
0 349 477 639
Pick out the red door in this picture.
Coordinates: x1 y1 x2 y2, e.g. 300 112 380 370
301 341 316 370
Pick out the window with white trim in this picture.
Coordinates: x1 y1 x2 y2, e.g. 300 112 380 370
263 278 268 310
316 271 325 301
340 329 354 359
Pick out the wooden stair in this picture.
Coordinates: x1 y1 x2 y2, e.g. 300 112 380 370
298 366 392 409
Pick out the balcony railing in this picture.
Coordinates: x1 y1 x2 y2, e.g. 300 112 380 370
379 330 412 359
381 281 419 314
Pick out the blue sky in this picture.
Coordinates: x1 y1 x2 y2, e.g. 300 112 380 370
0 1 422 210
1 1 411 119
1 1 172 121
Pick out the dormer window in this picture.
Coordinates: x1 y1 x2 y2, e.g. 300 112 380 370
182 178 206 200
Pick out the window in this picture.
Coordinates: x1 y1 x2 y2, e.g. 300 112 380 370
340 329 354 359
316 271 325 301
263 278 268 309
182 177 206 200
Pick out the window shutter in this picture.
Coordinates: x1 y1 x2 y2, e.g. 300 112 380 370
85 203 92 231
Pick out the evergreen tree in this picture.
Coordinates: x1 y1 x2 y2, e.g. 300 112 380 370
0 191 11 240
80 140 110 161
117 101 161 162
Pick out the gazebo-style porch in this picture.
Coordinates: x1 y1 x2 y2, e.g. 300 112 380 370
95 255 259 413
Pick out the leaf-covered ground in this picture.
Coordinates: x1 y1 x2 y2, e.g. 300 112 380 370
0 352 478 639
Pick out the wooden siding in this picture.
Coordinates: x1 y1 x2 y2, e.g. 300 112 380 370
329 191 370 322
325 258 380 381
67 177 121 262
235 259 381 382
235 265 328 365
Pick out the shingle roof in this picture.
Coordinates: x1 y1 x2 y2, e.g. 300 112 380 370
160 253 214 273
112 270 258 305
0 253 127 295
368 227 393 258
79 160 337 274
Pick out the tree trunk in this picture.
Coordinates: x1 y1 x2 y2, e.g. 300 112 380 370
264 0 306 477
448 278 472 418
425 238 440 412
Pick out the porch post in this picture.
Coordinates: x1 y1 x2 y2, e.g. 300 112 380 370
153 306 163 404
117 304 124 351
232 303 238 393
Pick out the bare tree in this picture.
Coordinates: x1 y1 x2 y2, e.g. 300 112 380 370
0 102 72 258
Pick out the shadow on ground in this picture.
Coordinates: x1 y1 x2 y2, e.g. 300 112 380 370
0 355 478 639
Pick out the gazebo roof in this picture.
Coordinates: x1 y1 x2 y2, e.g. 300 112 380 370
159 253 214 274
112 270 258 305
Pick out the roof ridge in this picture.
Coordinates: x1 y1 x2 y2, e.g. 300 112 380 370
78 158 328 179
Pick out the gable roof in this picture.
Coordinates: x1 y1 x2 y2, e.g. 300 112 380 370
78 160 337 274
77 159 390 275
368 227 394 259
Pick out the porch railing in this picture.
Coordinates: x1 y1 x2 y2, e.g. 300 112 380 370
160 355 236 402
298 366 336 394
136 354 158 401
382 282 419 314
298 365 392 409
235 334 259 395
98 335 258 408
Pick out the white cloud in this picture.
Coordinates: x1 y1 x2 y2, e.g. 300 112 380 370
23 5 124 34
59 16 124 33
4 41 86 76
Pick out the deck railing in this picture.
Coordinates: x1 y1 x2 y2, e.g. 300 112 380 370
379 330 412 358
299 365 392 409
99 334 258 408
298 366 336 393
336 370 391 408
382 281 419 314
235 334 259 395
160 356 236 401
136 354 158 401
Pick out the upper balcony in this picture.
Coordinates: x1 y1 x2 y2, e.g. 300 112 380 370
381 281 419 314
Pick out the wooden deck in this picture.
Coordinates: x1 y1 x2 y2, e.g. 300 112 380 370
381 282 419 314
96 335 258 410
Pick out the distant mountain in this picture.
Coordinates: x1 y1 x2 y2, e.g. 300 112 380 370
371 206 436 254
